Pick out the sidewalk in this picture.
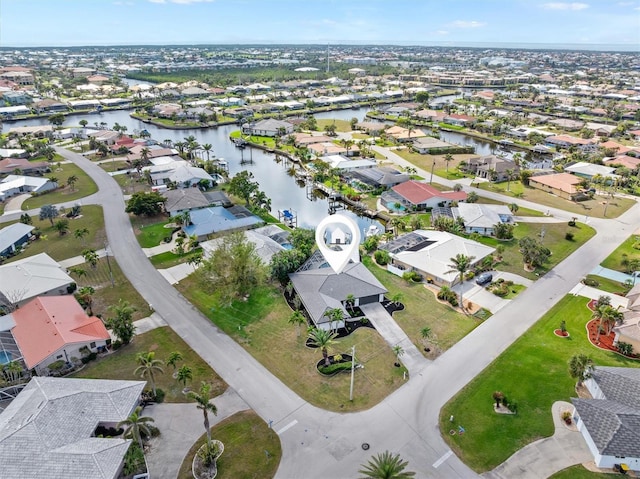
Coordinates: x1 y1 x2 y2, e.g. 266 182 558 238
590 265 639 284
58 248 107 268
569 283 629 309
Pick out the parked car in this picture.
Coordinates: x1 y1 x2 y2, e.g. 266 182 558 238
476 272 493 285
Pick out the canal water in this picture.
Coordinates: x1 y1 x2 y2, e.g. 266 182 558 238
14 104 500 233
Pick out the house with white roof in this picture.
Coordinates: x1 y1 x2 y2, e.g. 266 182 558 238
0 377 146 479
144 159 219 188
379 230 495 286
0 175 57 202
242 118 293 137
322 155 376 171
450 203 513 236
564 161 618 180
0 253 75 309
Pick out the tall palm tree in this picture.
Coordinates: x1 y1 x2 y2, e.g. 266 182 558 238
505 168 516 192
568 354 594 387
177 365 193 387
202 143 213 161
166 351 183 371
117 406 155 450
324 308 345 333
446 254 476 311
308 328 337 366
74 227 89 246
134 351 164 397
444 154 454 173
359 451 416 479
186 381 218 443
288 310 306 337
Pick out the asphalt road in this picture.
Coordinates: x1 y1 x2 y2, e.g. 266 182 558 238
53 146 640 478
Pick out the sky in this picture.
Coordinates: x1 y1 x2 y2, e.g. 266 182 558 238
1 0 639 49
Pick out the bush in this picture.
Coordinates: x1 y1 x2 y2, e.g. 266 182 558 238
565 232 575 241
48 360 65 371
402 271 422 282
81 352 98 364
319 361 353 375
374 250 390 266
197 440 222 467
437 286 458 307
583 278 599 287
66 283 77 294
154 388 166 403
617 342 634 356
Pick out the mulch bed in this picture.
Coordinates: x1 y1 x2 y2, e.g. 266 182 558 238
584 300 640 360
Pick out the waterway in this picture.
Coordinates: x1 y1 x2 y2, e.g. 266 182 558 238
15 105 505 231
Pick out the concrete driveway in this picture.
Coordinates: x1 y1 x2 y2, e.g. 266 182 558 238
453 271 534 314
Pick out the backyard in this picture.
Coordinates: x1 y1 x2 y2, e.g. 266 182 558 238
22 163 98 209
176 278 408 412
177 411 281 479
73 326 227 403
440 295 640 473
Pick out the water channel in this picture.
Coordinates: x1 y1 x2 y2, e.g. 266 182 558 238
15 105 500 233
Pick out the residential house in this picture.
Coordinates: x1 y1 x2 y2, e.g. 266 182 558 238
548 118 584 130
2 91 31 105
571 367 640 471
546 135 597 152
613 284 640 353
0 377 146 479
308 142 359 157
201 227 286 265
1 295 111 375
289 251 387 330
70 67 95 78
86 74 109 85
383 180 467 210
292 133 334 146
412 136 465 155
385 125 427 143
0 157 49 176
0 105 30 119
0 70 34 85
443 113 477 127
529 173 582 200
242 119 294 137
87 130 120 145
461 155 515 182
145 160 218 188
162 187 211 214
584 122 616 137
347 167 410 188
8 125 53 138
0 223 34 257
450 203 513 236
354 121 386 136
0 253 75 309
0 175 57 202
564 161 618 180
604 155 640 170
32 99 67 114
181 205 263 241
322 155 376 171
379 230 495 286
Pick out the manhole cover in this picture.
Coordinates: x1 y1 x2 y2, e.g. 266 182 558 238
362 443 370 450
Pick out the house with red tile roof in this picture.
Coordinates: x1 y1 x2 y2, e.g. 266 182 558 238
0 295 110 375
604 155 640 170
383 180 467 210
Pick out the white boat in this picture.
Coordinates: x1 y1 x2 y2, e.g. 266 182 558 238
365 225 381 237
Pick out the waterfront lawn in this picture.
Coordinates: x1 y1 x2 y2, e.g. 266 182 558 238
3 205 106 263
133 216 173 248
584 275 628 295
176 279 407 412
68 256 149 321
73 326 227 403
440 295 640 473
476 221 596 280
177 411 281 479
22 164 98 209
600 234 640 272
362 256 478 356
316 118 353 133
477 181 635 219
229 130 277 148
394 149 477 180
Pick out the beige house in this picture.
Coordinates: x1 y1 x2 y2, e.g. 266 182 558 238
613 284 640 353
529 173 582 200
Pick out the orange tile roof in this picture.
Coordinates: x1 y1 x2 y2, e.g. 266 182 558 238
11 296 110 369
530 173 581 194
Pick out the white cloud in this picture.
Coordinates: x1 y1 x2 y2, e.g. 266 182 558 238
447 20 486 28
542 2 589 10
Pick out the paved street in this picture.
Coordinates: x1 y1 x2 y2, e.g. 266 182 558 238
52 145 640 479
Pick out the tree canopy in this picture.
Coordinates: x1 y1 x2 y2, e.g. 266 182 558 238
125 191 166 216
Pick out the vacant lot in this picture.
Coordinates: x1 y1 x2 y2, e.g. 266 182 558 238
22 163 98 209
74 326 227 403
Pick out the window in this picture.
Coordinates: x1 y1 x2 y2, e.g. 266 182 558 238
56 354 63 359
90 342 96 349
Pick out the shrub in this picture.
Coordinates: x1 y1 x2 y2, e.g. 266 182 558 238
437 286 458 306
48 360 65 371
565 232 575 241
374 250 390 265
402 270 422 282
583 278 599 287
561 411 572 422
153 388 165 403
319 361 353 375
66 283 77 294
618 342 634 356
197 440 222 467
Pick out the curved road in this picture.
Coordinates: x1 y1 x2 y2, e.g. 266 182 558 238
53 146 639 478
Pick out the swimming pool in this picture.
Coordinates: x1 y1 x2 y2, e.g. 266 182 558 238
0 351 12 365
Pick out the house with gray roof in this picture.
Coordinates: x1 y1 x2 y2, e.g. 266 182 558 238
0 377 146 479
0 223 34 258
571 367 640 471
242 118 293 137
162 187 210 214
289 251 387 330
181 206 263 241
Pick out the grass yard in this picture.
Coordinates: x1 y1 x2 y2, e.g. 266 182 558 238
549 466 611 478
177 411 281 479
132 216 173 248
477 181 635 219
176 279 408 412
394 149 477 181
362 256 479 356
114 172 150 194
600 234 640 272
22 163 98 209
583 275 629 295
68 256 149 321
73 326 227 402
440 295 640 473
476 221 596 280
150 250 200 269
316 118 353 133
3 205 106 263
99 159 130 173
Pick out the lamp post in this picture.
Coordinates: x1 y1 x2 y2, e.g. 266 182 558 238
349 345 356 401
430 160 435 184
104 241 114 287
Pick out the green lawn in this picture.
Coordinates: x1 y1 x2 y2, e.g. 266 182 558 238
362 256 479 356
477 181 636 219
73 326 227 403
99 159 130 173
316 118 353 133
584 275 629 295
150 250 200 269
176 279 408 412
549 465 611 478
440 295 640 473
3 205 106 263
22 164 98 209
177 411 281 479
133 217 173 248
600 235 640 272
476 221 596 280
114 172 150 195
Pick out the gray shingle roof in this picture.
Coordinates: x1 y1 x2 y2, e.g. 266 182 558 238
0 377 146 479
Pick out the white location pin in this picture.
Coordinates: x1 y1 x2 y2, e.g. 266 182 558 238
315 214 361 275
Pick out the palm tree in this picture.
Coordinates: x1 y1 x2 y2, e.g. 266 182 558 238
186 381 218 443
74 227 89 246
202 143 213 161
324 308 345 333
359 451 416 479
166 351 183 371
505 168 516 192
134 351 164 397
508 203 519 214
82 249 99 269
288 310 306 338
344 294 356 314
568 354 594 387
66 175 78 191
420 326 432 349
390 293 404 307
446 254 476 311
392 345 404 367
308 328 337 366
444 153 454 173
177 365 193 387
117 406 155 450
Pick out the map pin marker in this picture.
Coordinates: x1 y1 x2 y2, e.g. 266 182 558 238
315 214 361 274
